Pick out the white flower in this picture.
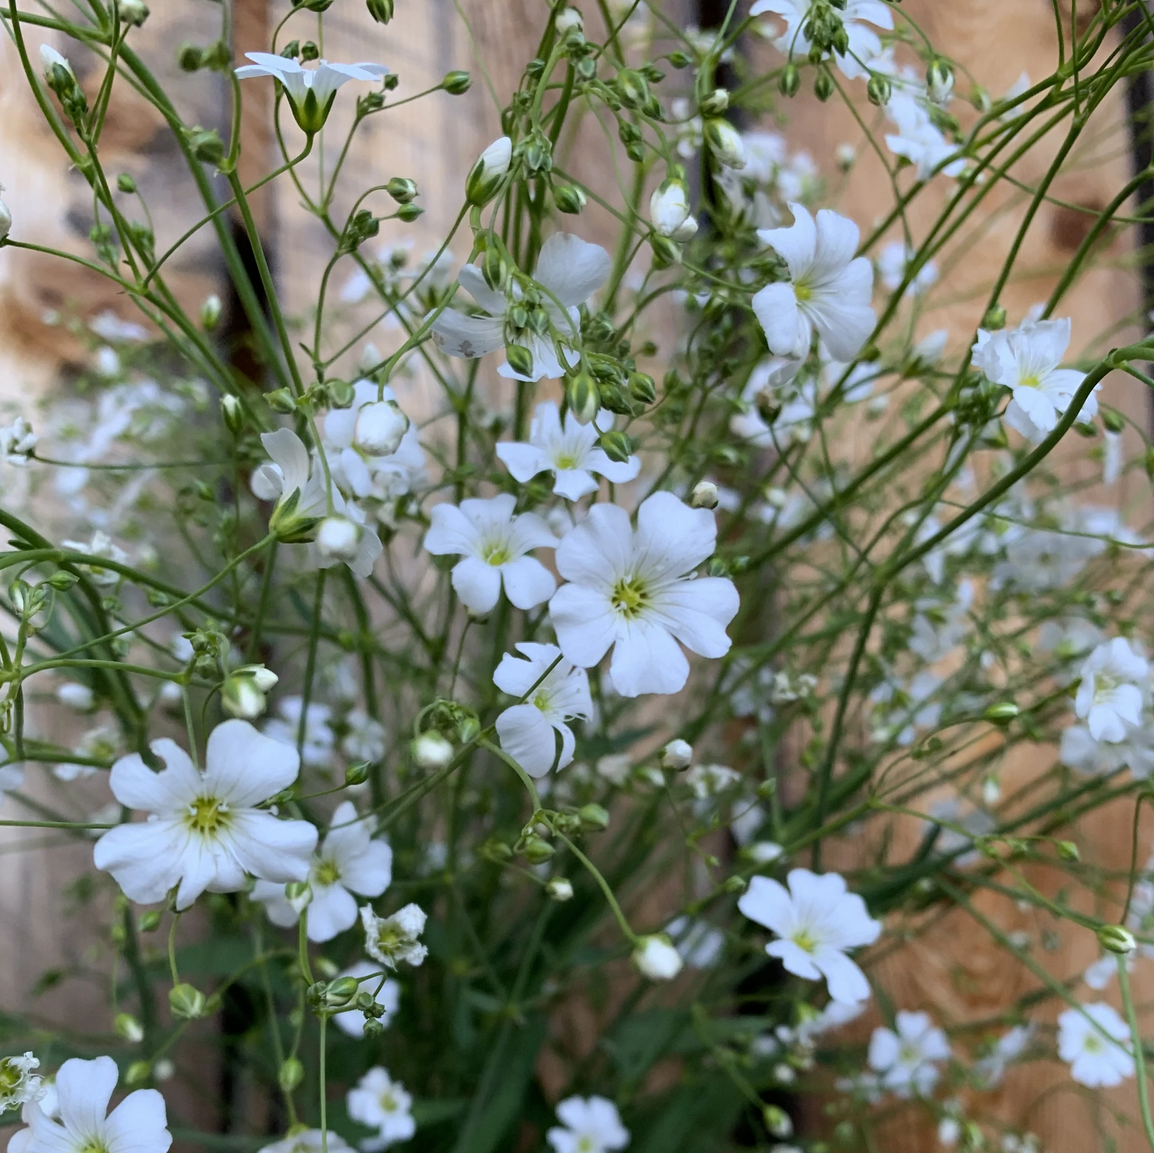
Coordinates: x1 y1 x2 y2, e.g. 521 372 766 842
884 91 966 180
751 0 892 78
424 493 557 615
752 204 876 362
868 1011 952 1096
252 801 392 942
494 643 592 777
1074 637 1148 743
878 241 938 296
235 53 387 133
0 1053 40 1112
61 530 128 587
974 1025 1033 1087
430 232 611 381
549 491 739 697
93 720 317 910
738 869 881 1003
6 1055 170 1153
546 1096 630 1153
972 318 1095 442
1057 1003 1133 1087
346 1067 415 1151
633 933 684 980
258 1131 353 1153
496 402 640 500
361 902 428 969
1060 723 1154 778
343 710 387 763
332 960 400 1038
0 417 36 465
263 697 335 767
650 180 696 239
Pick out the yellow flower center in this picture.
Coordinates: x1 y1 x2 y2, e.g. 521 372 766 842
380 1090 398 1112
186 795 229 835
611 575 650 618
794 280 812 302
533 690 552 712
313 858 341 887
791 928 817 954
555 454 578 469
484 544 511 566
78 1141 110 1153
1019 373 1040 389
577 1139 596 1153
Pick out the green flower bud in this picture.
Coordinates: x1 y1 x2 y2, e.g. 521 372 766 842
200 293 223 331
482 245 508 292
546 877 574 901
700 88 729 116
866 72 892 107
396 202 424 222
363 1018 385 1039
615 68 649 109
169 983 207 1020
177 43 204 72
186 127 225 166
981 303 1007 331
117 173 137 194
650 233 682 269
47 571 78 591
386 177 418 204
345 761 371 786
598 431 635 464
578 802 610 831
220 395 243 436
366 0 394 21
628 371 656 404
1102 408 1126 434
521 836 555 864
554 183 587 214
125 1061 152 1086
1097 924 1136 955
466 136 512 205
505 344 535 378
779 62 801 98
443 70 471 94
566 371 600 424
136 909 162 932
115 1012 144 1042
814 71 834 102
668 50 692 68
278 1057 304 1091
983 702 1019 723
265 387 297 414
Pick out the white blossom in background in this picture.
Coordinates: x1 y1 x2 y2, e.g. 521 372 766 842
877 241 938 296
333 960 400 1038
235 53 388 133
752 204 876 362
493 643 592 777
546 1096 630 1153
264 697 335 767
1060 721 1154 778
971 318 1095 443
259 1132 353 1153
252 800 392 942
867 1011 952 1096
60 530 129 586
0 761 25 802
549 491 739 697
430 232 611 381
666 915 725 968
497 402 640 500
0 1053 40 1112
362 902 428 969
1073 637 1148 743
7 1055 171 1153
750 0 893 78
93 720 317 909
342 709 388 763
973 1025 1033 1087
424 493 557 615
0 417 37 465
633 934 684 980
884 90 966 180
346 1067 416 1152
1057 1003 1133 1087
739 869 881 1003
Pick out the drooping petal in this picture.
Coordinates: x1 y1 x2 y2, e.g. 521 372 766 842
205 719 301 806
815 949 872 1004
457 264 509 315
534 233 612 306
608 616 690 697
251 879 298 927
496 704 562 777
752 282 809 358
451 556 503 613
584 448 641 485
549 584 618 668
261 428 311 494
500 555 556 609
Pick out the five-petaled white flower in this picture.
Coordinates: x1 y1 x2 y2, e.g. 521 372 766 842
549 491 739 697
0 1053 40 1113
424 493 557 615
0 417 37 466
751 0 892 79
971 318 1096 443
235 53 387 134
7 1055 171 1153
1058 1003 1134 1087
752 203 876 362
252 800 392 942
546 1096 630 1153
497 402 640 500
430 232 611 381
738 868 881 1004
362 902 428 969
1074 637 1149 743
867 1011 952 1097
494 642 593 778
346 1067 416 1152
884 91 967 181
93 720 317 910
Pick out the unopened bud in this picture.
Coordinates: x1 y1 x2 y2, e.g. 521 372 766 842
554 183 587 214
633 934 683 980
981 303 1007 331
598 430 635 464
386 177 417 204
168 983 207 1020
117 0 149 27
700 89 729 116
1098 924 1136 955
628 371 656 404
220 394 243 435
546 877 574 901
779 63 800 98
983 701 1019 723
366 0 394 22
690 481 719 509
278 1057 304 1091
0 196 11 243
926 58 954 104
661 739 693 770
566 372 600 424
704 119 746 169
465 136 512 205
866 72 892 107
521 835 555 864
578 803 610 831
354 399 409 456
443 70 471 95
125 1061 152 1086
345 761 371 786
413 731 454 769
115 1012 144 1042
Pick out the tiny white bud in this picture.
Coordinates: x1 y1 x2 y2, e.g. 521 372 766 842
0 196 12 243
649 180 692 238
690 480 719 509
39 44 73 76
660 738 693 771
555 6 583 32
1098 924 1137 956
413 731 454 770
633 934 684 980
546 877 574 902
354 399 409 457
466 136 513 205
835 143 857 171
704 119 746 169
56 681 94 711
315 516 363 563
